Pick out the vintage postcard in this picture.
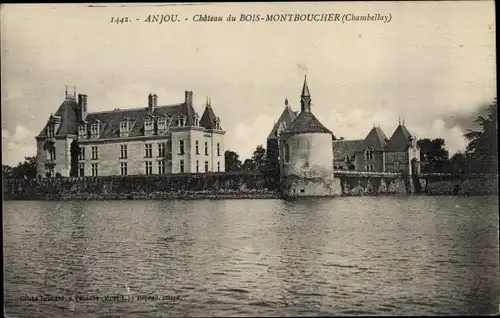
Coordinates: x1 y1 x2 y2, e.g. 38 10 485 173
2 2 498 317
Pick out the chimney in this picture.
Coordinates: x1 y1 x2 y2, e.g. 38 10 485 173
78 94 88 121
184 90 193 105
148 93 158 112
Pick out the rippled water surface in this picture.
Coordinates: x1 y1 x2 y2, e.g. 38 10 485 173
4 196 499 317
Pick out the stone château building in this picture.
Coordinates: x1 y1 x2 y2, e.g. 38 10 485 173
274 76 337 196
35 88 225 177
267 80 421 177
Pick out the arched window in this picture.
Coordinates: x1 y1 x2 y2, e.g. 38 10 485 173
284 143 290 163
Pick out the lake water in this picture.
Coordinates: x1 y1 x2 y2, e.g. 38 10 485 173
4 196 499 317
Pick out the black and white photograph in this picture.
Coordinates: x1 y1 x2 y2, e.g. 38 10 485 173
2 2 498 317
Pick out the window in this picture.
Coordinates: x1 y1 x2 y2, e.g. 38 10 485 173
78 163 85 177
284 143 290 163
78 125 86 137
46 167 54 177
365 149 373 161
158 161 165 174
49 148 56 160
217 161 220 172
394 161 400 171
195 140 199 154
215 118 221 130
204 161 209 172
91 146 98 160
217 143 220 156
158 117 166 131
145 161 153 175
365 164 375 172
158 143 165 157
47 125 55 137
179 140 185 155
205 142 208 155
120 120 129 134
91 163 98 176
145 118 153 132
196 160 199 173
120 145 128 159
79 147 85 160
145 144 152 158
120 162 128 175
194 116 199 126
91 123 100 137
179 160 184 173
178 116 185 127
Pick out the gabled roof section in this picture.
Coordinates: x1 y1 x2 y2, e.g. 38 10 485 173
200 104 218 129
283 111 332 135
333 139 364 161
267 105 298 138
356 126 388 151
386 124 415 151
85 103 189 138
37 99 79 137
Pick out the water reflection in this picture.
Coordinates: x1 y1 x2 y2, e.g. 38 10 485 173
4 196 499 317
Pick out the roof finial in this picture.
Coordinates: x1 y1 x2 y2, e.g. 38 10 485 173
398 117 401 125
65 86 68 98
301 74 310 97
73 85 76 99
206 96 208 106
402 117 405 126
209 97 211 106
285 97 289 106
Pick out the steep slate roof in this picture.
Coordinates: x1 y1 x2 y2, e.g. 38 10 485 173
199 104 218 130
386 124 415 151
267 105 298 139
283 111 333 135
333 139 364 161
37 96 214 139
37 99 79 137
356 126 388 151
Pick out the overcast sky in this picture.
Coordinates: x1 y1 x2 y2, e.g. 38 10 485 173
1 2 496 166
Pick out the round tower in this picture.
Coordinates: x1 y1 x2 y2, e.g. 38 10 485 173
279 76 339 197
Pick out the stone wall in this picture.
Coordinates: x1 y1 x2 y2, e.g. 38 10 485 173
4 172 497 200
334 172 409 196
3 172 277 201
419 174 498 195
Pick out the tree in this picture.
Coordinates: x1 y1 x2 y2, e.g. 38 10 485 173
2 165 13 178
450 151 469 175
417 138 451 173
464 98 498 174
224 150 242 172
241 158 256 171
251 145 267 172
9 156 37 179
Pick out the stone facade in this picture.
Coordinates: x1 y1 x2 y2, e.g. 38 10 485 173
35 88 225 177
278 76 337 197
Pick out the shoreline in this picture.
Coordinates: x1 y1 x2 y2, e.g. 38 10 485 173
4 191 497 201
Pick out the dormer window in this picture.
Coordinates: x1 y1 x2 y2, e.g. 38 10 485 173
78 124 87 138
120 119 129 136
215 117 221 130
178 116 185 127
158 117 167 131
193 114 199 126
145 117 153 132
47 125 55 137
90 122 100 138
